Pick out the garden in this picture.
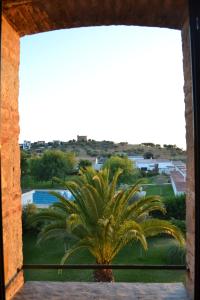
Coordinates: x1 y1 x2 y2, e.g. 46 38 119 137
22 165 186 283
23 235 185 282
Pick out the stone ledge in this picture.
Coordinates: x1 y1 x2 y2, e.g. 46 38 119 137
13 282 189 300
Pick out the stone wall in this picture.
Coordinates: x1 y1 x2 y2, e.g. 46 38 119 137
1 16 24 299
0 7 195 300
182 21 195 299
3 0 187 36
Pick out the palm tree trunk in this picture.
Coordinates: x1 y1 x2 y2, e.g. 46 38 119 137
93 267 114 282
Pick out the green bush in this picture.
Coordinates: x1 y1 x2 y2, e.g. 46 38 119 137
21 175 35 188
78 159 92 170
30 150 77 181
170 218 186 236
21 176 61 189
164 194 186 220
140 170 159 177
151 194 186 221
22 203 40 233
166 242 186 264
103 155 140 184
21 175 79 190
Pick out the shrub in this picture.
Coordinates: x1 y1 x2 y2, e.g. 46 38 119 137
78 159 92 170
22 203 46 234
103 155 139 184
30 150 77 181
151 194 186 221
22 203 38 232
139 169 159 178
164 194 186 220
143 151 154 159
170 218 186 236
166 242 186 264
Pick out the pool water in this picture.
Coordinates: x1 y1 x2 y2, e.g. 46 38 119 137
33 190 73 206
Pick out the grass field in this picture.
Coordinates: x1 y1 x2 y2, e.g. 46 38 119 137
23 177 181 283
143 174 170 185
23 234 185 283
142 184 174 198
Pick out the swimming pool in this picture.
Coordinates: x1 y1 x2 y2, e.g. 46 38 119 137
22 190 73 207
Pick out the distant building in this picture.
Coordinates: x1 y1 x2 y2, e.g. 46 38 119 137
134 159 174 174
132 157 186 195
172 161 186 179
93 157 107 170
170 161 186 195
35 148 45 153
77 135 87 142
53 140 61 145
35 141 45 145
128 156 144 161
23 140 31 150
170 171 186 195
119 142 128 145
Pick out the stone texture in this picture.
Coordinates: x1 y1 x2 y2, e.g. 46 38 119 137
13 282 188 300
1 16 24 299
0 1 195 299
181 21 195 300
3 0 187 36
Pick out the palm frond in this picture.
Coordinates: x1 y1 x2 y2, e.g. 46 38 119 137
125 195 165 219
32 167 185 268
50 201 69 213
141 218 185 246
37 227 68 245
60 240 91 265
50 191 79 213
29 209 65 225
108 168 123 200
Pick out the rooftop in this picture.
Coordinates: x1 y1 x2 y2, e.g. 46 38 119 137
136 159 173 164
170 170 186 193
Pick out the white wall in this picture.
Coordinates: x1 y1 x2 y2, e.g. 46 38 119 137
93 163 103 170
135 160 174 174
22 190 35 206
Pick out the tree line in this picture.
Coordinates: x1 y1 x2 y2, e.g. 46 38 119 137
21 150 140 188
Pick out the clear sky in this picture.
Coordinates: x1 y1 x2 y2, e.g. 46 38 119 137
19 25 186 149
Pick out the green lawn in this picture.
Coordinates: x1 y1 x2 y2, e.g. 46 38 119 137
142 184 174 198
23 234 185 283
141 174 170 185
21 175 79 191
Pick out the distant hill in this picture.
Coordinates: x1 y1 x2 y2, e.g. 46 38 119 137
22 140 186 163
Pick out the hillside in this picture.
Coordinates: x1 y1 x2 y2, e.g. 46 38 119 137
24 140 186 162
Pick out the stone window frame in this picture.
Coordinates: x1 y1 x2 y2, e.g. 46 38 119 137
188 1 200 299
0 1 200 299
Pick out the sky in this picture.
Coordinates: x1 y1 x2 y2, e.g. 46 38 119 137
19 25 186 149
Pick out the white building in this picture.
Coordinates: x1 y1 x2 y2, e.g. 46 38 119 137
23 140 31 150
170 170 186 195
93 155 186 184
93 157 107 170
173 161 186 179
170 161 186 195
22 190 34 206
128 156 144 161
53 140 61 145
134 159 175 174
77 135 87 142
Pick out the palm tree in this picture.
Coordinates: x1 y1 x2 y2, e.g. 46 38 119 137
30 167 185 282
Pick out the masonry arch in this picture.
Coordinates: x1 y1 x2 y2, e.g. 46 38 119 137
1 1 198 299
